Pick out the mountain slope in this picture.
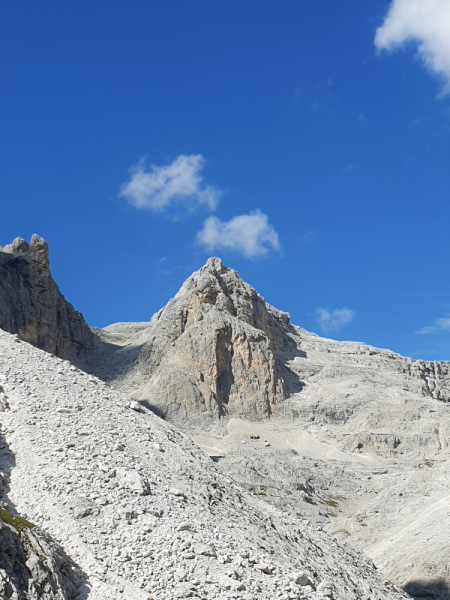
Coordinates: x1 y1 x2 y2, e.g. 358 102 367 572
0 328 410 600
80 257 450 597
1 241 449 598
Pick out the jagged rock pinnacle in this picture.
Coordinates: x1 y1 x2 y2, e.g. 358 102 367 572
0 235 93 357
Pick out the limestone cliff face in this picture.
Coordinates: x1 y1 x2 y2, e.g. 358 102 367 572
0 236 94 358
85 257 450 426
90 258 297 421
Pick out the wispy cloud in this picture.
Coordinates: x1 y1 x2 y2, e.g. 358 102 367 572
196 210 280 258
375 0 450 96
416 316 450 334
316 308 355 332
119 154 221 212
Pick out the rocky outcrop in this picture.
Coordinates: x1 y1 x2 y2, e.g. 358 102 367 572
0 508 83 599
0 236 94 358
86 257 298 421
83 257 450 426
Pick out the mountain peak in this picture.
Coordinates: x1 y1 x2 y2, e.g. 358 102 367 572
203 256 224 271
89 257 294 422
0 234 93 357
1 234 49 268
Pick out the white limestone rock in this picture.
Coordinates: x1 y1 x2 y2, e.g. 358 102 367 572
0 328 408 600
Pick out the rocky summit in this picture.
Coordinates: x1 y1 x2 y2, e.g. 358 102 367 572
82 256 449 425
0 236 93 358
1 235 450 600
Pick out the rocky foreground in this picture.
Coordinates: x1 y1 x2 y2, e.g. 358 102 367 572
0 328 408 600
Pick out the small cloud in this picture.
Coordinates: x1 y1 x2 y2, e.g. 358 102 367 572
196 210 280 258
358 111 365 122
343 163 354 173
316 308 355 333
416 316 450 334
375 0 450 96
119 154 221 212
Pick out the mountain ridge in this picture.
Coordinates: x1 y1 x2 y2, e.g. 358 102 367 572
1 234 450 598
0 236 94 358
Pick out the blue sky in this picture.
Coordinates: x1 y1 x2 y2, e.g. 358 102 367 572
1 0 449 360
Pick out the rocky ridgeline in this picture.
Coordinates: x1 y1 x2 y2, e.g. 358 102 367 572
0 236 93 358
0 329 408 600
83 257 450 428
2 237 450 598
87 257 293 422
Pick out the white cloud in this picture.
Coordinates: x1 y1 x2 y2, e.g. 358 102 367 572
316 308 355 332
416 316 450 334
119 154 221 212
375 0 450 95
196 210 280 258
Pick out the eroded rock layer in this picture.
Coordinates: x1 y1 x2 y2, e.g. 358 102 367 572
84 257 450 424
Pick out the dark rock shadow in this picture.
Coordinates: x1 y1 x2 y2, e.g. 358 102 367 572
404 580 450 600
140 400 166 419
274 323 310 398
73 336 147 384
0 432 89 599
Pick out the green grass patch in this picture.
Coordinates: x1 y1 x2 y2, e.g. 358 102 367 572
0 507 35 532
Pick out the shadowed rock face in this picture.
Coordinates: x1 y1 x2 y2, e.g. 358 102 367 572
0 236 94 358
0 513 84 599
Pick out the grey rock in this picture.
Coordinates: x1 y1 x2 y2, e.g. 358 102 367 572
0 510 84 599
0 328 408 600
291 572 313 587
0 236 94 358
77 257 450 597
